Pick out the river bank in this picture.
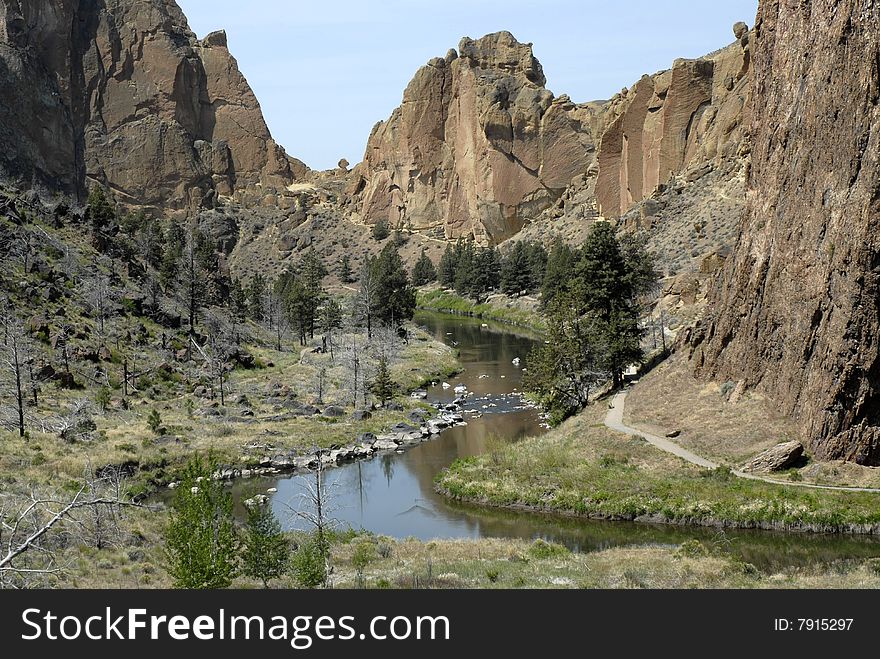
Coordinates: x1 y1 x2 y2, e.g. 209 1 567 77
437 404 880 535
416 287 547 334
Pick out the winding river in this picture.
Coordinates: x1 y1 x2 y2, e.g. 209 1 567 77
253 311 880 571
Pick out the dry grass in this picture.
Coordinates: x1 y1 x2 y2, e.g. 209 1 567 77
0 324 459 498
625 353 797 464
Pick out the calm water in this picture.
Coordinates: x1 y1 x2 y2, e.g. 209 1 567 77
246 312 880 571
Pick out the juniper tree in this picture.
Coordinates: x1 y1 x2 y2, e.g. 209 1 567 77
164 457 238 589
242 501 289 588
411 248 437 286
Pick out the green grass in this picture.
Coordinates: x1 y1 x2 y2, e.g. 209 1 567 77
436 406 880 533
416 288 547 333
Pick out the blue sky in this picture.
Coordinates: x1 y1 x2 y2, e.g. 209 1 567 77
177 0 759 170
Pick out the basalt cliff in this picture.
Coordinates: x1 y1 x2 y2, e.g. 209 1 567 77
348 32 604 244
691 0 880 464
0 0 305 212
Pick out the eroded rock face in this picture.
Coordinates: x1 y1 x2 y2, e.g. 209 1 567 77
596 35 751 218
692 0 880 464
0 0 304 210
352 32 602 244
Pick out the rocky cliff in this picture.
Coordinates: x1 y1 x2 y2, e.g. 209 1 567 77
350 32 603 244
596 31 751 219
0 0 305 211
691 0 880 464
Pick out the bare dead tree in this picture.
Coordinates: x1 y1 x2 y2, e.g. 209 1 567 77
267 289 290 352
0 476 144 588
0 311 29 438
82 269 119 338
353 261 378 339
282 452 339 588
194 311 234 407
369 323 404 365
341 331 368 408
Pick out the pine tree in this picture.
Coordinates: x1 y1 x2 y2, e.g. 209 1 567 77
339 255 353 283
411 249 437 286
300 247 328 291
242 502 289 588
453 240 477 296
542 237 577 309
247 273 266 321
86 186 117 252
526 242 548 293
371 243 416 324
369 356 395 407
438 243 458 287
164 457 238 589
160 221 185 292
229 278 248 319
500 242 531 296
576 222 632 320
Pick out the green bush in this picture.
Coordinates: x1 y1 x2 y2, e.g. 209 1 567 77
371 220 390 241
528 539 569 560
291 536 327 589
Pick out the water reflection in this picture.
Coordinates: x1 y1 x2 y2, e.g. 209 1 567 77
254 311 880 570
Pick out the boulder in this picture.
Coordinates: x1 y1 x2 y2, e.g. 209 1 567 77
743 441 804 473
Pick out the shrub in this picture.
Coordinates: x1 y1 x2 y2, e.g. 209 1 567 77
291 536 327 589
528 539 569 560
675 539 708 558
371 220 390 241
146 409 162 434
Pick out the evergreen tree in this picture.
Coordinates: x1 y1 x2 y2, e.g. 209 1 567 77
164 457 238 589
276 273 315 346
437 243 458 287
339 254 354 283
526 242 548 293
86 186 118 252
320 297 343 358
229 278 248 319
369 356 395 407
247 273 266 321
371 243 416 324
300 247 328 291
473 247 502 298
179 229 214 343
542 237 577 309
453 240 477 296
523 287 604 424
411 249 437 286
371 220 390 241
500 242 531 296
574 222 647 387
241 502 289 588
160 222 185 292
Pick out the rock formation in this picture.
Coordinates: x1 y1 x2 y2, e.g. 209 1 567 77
350 32 603 244
691 0 880 464
596 36 751 218
0 0 305 211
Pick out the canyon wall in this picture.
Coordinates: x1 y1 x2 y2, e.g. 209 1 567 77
0 0 304 210
691 0 880 464
350 31 603 244
596 30 751 218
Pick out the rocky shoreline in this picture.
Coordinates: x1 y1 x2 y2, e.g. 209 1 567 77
166 401 469 490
